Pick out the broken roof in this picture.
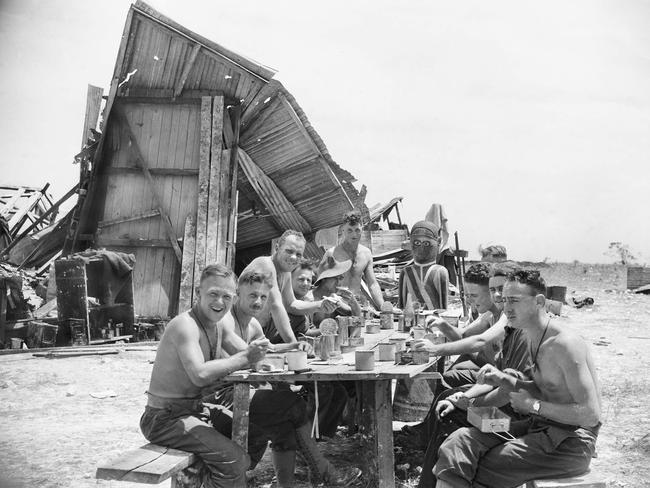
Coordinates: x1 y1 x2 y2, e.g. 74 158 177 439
90 0 363 249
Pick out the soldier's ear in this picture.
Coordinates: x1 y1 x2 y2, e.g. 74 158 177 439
535 293 546 309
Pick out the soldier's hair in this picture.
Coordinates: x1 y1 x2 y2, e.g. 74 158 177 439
293 258 316 272
342 209 363 226
238 270 273 288
464 262 492 286
491 261 521 278
277 229 306 247
506 269 547 296
199 264 237 286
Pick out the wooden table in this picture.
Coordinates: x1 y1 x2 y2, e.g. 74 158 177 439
225 326 441 488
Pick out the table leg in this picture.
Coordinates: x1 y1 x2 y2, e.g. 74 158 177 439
361 379 396 488
231 383 250 451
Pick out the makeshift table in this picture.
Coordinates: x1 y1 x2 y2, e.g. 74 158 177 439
225 326 441 488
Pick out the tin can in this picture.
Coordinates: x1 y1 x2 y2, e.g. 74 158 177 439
397 315 405 332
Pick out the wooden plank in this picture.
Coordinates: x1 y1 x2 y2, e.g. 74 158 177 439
167 105 193 317
105 167 199 176
113 110 183 263
96 443 195 483
178 215 196 313
96 237 173 248
98 209 160 228
194 96 212 275
231 383 251 452
173 42 201 98
33 299 57 319
224 106 241 268
236 148 311 233
81 85 104 148
206 95 224 264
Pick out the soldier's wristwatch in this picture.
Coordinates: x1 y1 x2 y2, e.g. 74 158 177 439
531 400 541 415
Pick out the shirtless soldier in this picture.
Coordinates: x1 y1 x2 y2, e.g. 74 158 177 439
141 264 269 487
433 269 601 488
244 230 337 345
321 209 384 308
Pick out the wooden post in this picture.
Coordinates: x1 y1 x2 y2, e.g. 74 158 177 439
225 105 241 269
194 97 212 280
206 96 224 265
231 383 251 452
360 380 396 488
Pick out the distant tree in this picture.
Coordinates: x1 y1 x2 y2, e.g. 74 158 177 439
605 242 637 265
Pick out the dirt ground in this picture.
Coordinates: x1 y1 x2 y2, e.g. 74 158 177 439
1 263 648 488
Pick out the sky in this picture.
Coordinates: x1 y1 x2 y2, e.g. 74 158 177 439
1 0 649 263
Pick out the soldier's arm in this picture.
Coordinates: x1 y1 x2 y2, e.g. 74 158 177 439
174 318 257 387
363 250 384 308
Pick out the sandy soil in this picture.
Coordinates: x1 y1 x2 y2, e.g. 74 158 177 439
0 263 648 488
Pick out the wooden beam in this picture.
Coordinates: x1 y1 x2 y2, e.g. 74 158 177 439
116 88 231 103
236 148 311 233
113 110 183 263
178 215 196 314
206 95 224 265
96 237 173 248
81 85 104 148
105 167 199 177
173 43 201 99
97 209 160 229
194 97 212 276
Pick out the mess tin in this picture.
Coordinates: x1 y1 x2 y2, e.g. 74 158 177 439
378 343 396 361
366 322 380 334
286 350 308 371
355 350 375 371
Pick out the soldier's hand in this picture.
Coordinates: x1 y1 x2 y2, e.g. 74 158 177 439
297 340 314 355
412 338 437 353
477 364 506 387
435 399 455 419
320 296 338 313
509 389 535 415
246 338 269 363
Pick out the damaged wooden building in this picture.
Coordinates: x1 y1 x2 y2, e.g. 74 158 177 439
68 1 365 322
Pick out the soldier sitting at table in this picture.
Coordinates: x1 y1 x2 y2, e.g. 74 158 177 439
432 269 601 488
141 264 360 488
312 256 362 326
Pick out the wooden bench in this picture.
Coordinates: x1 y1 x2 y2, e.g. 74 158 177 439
96 443 198 487
525 468 607 488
